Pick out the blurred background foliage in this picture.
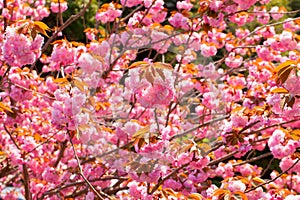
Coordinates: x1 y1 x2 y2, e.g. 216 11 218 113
43 0 300 43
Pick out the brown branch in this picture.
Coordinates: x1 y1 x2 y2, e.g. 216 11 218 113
68 131 112 200
53 140 68 168
2 0 7 31
233 152 273 166
4 125 32 200
150 162 189 194
40 176 127 199
22 164 32 200
58 0 64 26
208 150 239 166
248 118 300 136
245 158 300 193
261 157 274 178
238 16 300 44
41 0 92 53
0 165 18 179
4 125 20 150
65 187 88 198
170 115 229 140
26 130 60 155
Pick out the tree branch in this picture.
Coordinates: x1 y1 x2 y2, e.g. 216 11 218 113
68 131 112 200
245 158 300 193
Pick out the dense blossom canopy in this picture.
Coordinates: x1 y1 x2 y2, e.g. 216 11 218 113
0 0 300 199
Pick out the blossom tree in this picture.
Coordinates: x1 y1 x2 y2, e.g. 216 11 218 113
1 0 300 199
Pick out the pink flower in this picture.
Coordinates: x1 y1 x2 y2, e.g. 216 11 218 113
200 44 217 57
78 52 103 74
150 30 171 53
280 156 300 173
86 192 95 200
284 73 300 95
270 6 284 20
95 3 122 23
50 2 68 13
3 26 44 67
163 179 182 190
177 1 193 11
209 0 223 11
225 53 243 68
268 129 299 159
227 180 246 192
50 42 76 67
121 0 143 7
233 0 257 10
125 63 175 108
169 12 190 29
42 167 60 184
256 46 275 61
136 82 174 107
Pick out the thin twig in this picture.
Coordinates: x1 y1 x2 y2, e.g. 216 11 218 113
238 17 300 44
208 150 239 166
170 115 229 140
53 140 68 168
3 125 20 150
68 131 112 200
261 157 274 178
245 158 300 193
40 0 92 53
150 162 189 194
233 152 273 166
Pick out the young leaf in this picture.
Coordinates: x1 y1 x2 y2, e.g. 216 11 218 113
0 151 7 163
271 88 289 94
289 130 300 140
188 193 204 200
0 102 14 113
276 65 293 85
132 126 150 139
145 69 155 83
274 60 296 85
127 61 149 69
33 21 51 37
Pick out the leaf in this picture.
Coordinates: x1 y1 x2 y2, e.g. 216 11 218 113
280 95 295 109
132 126 150 138
252 177 265 186
274 60 296 85
163 188 177 197
213 189 230 197
54 77 71 87
289 130 300 140
153 62 173 71
0 151 7 163
274 60 297 73
33 21 50 37
73 79 87 92
156 68 166 81
233 191 248 200
188 193 204 200
127 61 149 69
145 69 155 83
276 65 293 85
294 18 300 26
137 138 146 149
0 102 14 113
54 78 69 83
89 52 104 63
271 88 289 94
150 66 156 77
286 96 295 108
